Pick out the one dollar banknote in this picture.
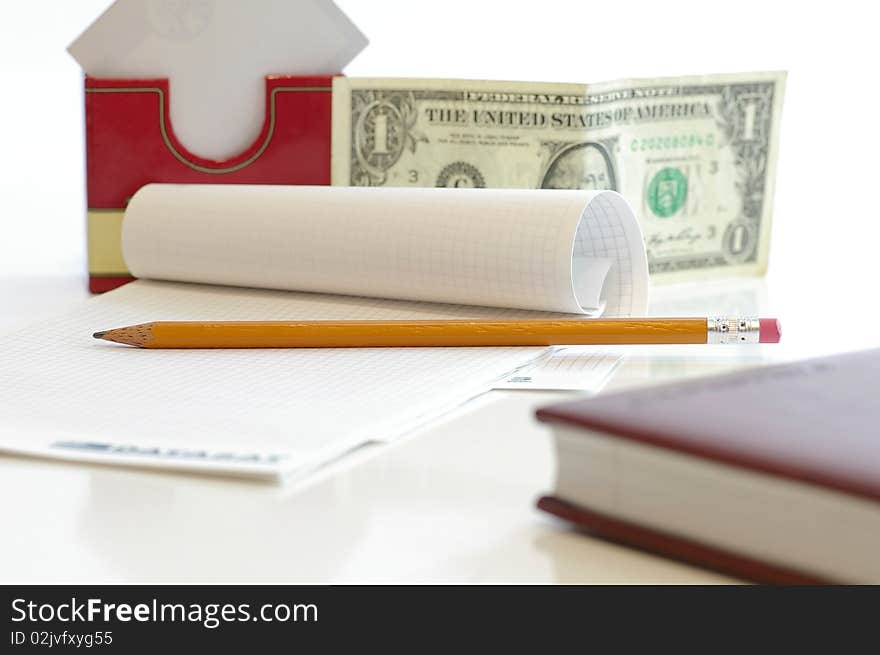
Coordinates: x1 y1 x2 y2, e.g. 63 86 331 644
332 72 786 281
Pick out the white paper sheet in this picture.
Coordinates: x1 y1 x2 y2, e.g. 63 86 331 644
123 184 649 316
494 348 622 391
68 0 367 160
0 186 647 479
0 281 550 480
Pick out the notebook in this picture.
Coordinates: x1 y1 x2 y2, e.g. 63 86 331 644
536 348 880 583
0 185 647 480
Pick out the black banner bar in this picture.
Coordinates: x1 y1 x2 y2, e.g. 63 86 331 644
2 585 876 651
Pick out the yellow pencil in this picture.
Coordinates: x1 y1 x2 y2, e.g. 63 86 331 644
93 317 781 348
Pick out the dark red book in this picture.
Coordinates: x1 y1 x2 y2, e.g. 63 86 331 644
536 348 880 584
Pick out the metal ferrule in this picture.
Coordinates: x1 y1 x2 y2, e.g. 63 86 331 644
706 317 761 344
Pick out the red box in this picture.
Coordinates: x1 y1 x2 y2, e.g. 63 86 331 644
85 74 335 292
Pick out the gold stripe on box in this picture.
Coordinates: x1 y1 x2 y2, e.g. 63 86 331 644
87 209 129 276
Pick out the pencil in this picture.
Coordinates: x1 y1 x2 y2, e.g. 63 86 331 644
93 317 781 348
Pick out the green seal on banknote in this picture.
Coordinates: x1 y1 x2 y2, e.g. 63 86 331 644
647 168 688 218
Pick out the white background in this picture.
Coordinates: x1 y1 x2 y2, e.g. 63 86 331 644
0 0 878 346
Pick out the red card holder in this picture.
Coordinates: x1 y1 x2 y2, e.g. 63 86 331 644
84 75 336 292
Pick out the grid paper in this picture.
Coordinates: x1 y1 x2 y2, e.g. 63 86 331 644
0 281 551 479
124 185 648 316
0 186 647 479
573 192 647 317
495 348 622 391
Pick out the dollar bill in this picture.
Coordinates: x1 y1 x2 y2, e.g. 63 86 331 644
331 72 786 281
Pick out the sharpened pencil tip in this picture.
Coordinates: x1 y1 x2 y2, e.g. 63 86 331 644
93 331 107 340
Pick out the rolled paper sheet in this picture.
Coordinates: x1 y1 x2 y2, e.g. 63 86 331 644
123 184 649 316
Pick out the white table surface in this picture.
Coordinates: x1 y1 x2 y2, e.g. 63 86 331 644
2 270 875 584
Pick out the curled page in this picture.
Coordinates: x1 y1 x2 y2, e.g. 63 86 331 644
123 185 648 316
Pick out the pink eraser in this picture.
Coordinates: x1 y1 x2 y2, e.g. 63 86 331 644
759 318 781 343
